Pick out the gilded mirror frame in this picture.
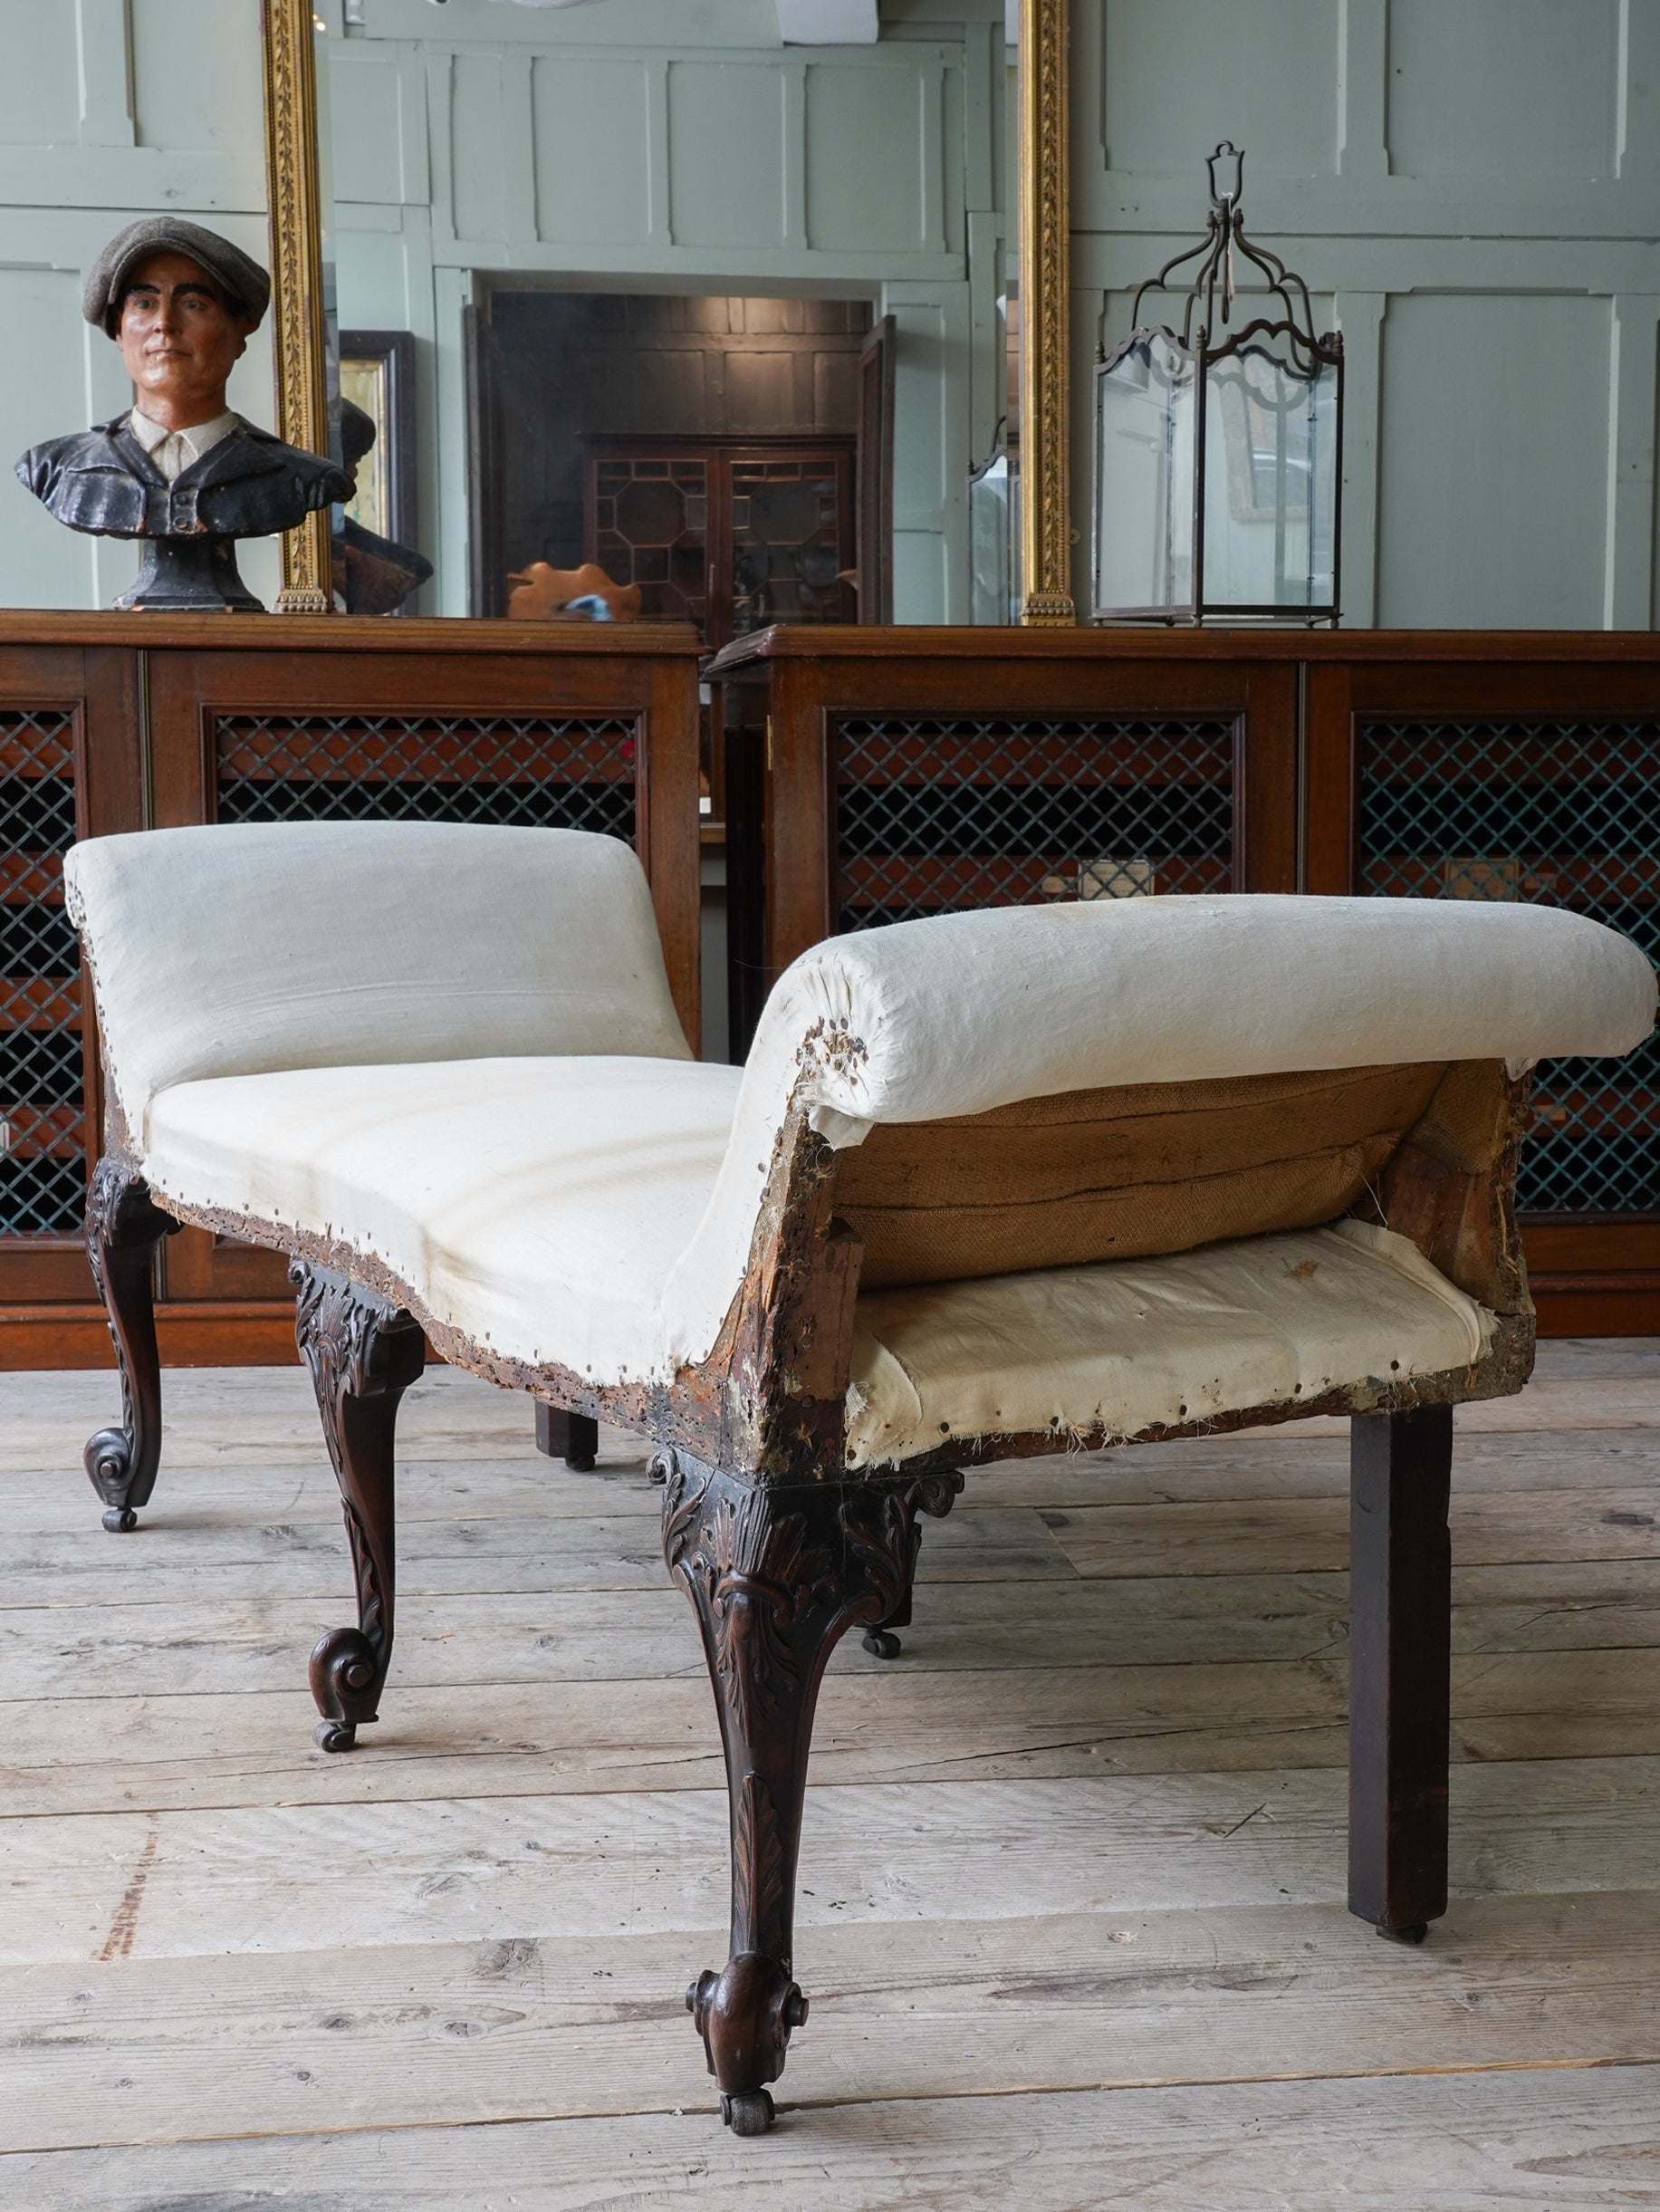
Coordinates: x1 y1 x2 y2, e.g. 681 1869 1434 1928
1018 0 1074 624
260 0 1074 625
261 0 331 613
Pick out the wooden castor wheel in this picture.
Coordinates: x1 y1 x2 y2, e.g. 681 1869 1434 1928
722 2089 775 2135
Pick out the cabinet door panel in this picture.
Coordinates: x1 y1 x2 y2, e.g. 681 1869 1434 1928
0 646 140 1311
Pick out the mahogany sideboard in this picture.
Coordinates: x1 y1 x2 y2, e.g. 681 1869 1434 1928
0 611 702 1368
708 624 1660 1334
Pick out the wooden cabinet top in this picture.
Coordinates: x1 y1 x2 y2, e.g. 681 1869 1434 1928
706 622 1660 672
0 611 705 659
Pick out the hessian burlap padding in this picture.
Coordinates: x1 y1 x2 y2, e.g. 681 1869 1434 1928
834 1062 1453 1289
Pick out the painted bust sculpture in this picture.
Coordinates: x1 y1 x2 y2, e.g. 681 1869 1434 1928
14 218 350 611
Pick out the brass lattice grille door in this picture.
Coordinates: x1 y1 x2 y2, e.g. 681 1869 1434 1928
1358 716 1660 1217
214 712 640 843
830 713 1237 933
0 707 83 1240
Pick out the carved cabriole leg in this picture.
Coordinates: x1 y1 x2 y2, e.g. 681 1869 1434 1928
291 1260 426 1754
533 1400 599 1473
1348 1402 1454 1943
83 1156 180 1533
657 1447 962 2134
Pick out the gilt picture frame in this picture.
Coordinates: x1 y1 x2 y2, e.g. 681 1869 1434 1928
339 330 418 560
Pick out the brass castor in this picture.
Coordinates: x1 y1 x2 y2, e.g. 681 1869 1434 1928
1377 1921 1429 1945
862 1628 902 1659
722 2089 775 2136
313 1720 358 1753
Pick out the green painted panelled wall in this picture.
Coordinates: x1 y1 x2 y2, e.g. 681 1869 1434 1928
1072 0 1660 628
2 1 1649 630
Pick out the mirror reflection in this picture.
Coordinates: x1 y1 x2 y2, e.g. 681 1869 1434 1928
0 0 1020 625
325 0 1020 627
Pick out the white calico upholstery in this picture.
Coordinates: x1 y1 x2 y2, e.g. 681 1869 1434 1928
70 825 1656 1443
141 1057 1492 1453
64 822 691 1138
145 1056 742 1381
845 1220 1492 1468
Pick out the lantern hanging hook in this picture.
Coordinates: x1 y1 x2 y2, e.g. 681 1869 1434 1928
1206 140 1244 212
1126 141 1329 374
1208 143 1243 325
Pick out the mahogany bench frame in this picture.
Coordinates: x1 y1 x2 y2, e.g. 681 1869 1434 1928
79 1055 1537 2134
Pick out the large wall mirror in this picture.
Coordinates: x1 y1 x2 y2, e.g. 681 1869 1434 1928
0 0 1056 626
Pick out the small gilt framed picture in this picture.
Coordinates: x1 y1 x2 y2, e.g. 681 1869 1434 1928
338 329 417 550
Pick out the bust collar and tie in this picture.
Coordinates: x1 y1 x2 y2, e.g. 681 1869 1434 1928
126 404 242 485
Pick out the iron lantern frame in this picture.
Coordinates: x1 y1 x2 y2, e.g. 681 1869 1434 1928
1091 142 1345 628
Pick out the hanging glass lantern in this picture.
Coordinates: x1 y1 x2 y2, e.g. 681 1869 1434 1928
1092 143 1343 626
966 426 1022 624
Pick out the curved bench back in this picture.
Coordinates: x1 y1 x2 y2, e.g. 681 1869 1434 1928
66 822 691 1140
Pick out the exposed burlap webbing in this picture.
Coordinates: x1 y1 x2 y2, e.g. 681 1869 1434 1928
835 1063 1450 1290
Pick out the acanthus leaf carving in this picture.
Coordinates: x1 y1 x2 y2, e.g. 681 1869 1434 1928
838 1470 965 1630
658 1451 710 1578
690 1488 833 1737
733 1771 788 1954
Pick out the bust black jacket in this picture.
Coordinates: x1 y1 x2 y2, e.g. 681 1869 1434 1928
15 416 351 540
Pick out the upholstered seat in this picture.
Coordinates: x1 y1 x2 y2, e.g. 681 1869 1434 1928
84 851 1649 1386
62 820 1657 2138
145 1055 742 1381
845 1219 1492 1467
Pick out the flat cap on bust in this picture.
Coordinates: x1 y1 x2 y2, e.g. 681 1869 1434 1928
83 219 270 337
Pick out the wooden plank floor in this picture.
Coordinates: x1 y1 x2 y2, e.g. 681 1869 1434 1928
2 1341 1657 2207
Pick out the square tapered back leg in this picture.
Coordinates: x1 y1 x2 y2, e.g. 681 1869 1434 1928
1348 1402 1454 1940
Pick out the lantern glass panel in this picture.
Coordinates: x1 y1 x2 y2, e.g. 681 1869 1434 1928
1201 339 1338 613
967 448 1021 624
1095 332 1195 616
